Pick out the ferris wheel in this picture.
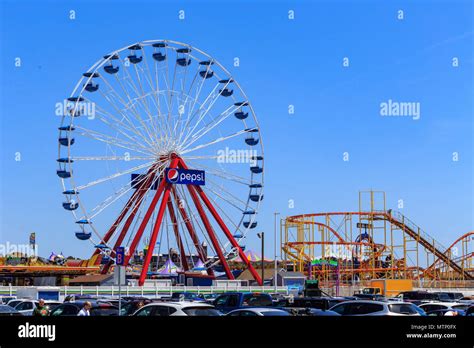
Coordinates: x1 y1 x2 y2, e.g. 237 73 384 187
57 40 263 285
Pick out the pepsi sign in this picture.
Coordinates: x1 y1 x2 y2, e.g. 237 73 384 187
165 168 205 186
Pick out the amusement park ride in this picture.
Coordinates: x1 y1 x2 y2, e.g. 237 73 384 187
282 190 474 288
57 40 264 285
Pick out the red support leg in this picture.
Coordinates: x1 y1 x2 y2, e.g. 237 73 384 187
92 189 138 257
167 198 189 271
91 165 157 264
180 159 262 285
171 187 214 277
138 184 172 286
186 183 235 280
101 170 158 274
124 157 180 266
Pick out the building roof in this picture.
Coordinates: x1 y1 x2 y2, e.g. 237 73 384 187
277 270 305 278
237 268 276 280
69 274 113 284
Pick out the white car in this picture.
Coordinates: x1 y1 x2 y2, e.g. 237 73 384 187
133 301 222 316
226 308 291 317
7 299 26 308
14 300 61 316
330 300 423 316
457 297 474 305
419 302 469 313
14 300 38 316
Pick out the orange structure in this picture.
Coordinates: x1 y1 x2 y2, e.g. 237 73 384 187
282 191 473 288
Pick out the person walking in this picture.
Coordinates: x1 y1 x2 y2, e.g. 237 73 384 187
32 299 50 316
77 301 92 316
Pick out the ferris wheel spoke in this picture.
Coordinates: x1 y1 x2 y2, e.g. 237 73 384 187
181 154 220 160
76 160 155 191
139 49 167 139
87 168 155 220
151 50 174 143
180 73 233 143
98 75 157 139
180 64 201 111
85 99 156 149
95 111 155 150
203 183 246 212
165 49 178 136
178 83 221 144
207 202 247 254
184 104 240 148
183 64 228 132
75 126 152 155
71 156 155 161
205 177 249 207
90 165 166 228
204 188 245 237
172 66 202 144
171 55 194 141
114 56 162 146
180 129 249 155
131 63 163 144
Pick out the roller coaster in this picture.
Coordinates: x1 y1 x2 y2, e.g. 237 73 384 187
282 191 473 288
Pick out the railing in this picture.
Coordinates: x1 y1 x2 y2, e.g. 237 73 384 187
0 285 289 298
391 211 454 256
390 210 448 253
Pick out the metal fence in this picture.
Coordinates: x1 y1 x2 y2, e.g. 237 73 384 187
0 285 289 298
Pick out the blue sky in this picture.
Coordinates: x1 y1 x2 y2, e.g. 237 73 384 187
0 0 472 259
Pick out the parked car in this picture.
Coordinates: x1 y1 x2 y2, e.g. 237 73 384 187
170 292 206 302
270 293 287 305
281 307 340 316
458 296 474 304
352 294 387 301
465 305 474 316
0 296 16 304
329 300 423 316
7 299 25 308
433 292 464 302
395 291 438 305
14 300 39 316
50 301 118 316
226 307 290 316
202 293 219 304
279 296 349 310
0 304 23 316
419 302 469 313
119 299 155 316
213 292 273 313
425 308 465 316
133 302 221 316
19 300 61 315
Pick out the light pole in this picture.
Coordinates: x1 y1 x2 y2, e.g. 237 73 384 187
274 212 280 292
257 232 264 287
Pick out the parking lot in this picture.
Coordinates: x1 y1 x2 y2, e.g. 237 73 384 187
2 289 474 317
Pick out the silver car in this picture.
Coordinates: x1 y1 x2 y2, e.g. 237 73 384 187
226 307 291 316
330 300 422 316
